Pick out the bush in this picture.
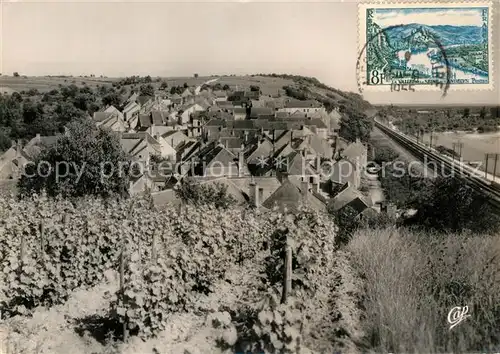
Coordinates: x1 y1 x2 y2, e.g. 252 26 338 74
174 178 237 209
18 119 131 199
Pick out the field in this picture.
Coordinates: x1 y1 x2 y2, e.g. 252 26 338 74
0 75 294 95
422 131 500 176
0 76 116 94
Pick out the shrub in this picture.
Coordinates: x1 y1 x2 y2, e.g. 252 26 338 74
18 119 131 199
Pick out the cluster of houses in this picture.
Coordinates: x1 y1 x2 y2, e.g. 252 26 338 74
0 83 382 217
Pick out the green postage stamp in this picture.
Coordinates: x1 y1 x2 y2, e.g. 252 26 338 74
357 1 495 93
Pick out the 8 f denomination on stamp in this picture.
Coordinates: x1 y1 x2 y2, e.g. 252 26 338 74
357 1 494 95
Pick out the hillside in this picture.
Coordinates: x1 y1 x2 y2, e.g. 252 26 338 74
383 23 484 49
0 74 372 114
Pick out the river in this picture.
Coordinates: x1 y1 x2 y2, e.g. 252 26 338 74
421 131 500 177
397 49 488 82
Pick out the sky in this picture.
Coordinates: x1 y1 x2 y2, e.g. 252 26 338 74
1 0 499 105
374 8 485 28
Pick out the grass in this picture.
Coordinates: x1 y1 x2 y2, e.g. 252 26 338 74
347 227 500 353
0 76 114 93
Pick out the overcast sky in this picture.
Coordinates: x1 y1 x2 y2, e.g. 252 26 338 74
1 0 499 105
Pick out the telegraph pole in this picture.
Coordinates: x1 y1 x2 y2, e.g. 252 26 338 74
452 142 464 161
486 153 499 181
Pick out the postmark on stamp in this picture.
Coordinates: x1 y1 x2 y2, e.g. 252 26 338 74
357 2 494 94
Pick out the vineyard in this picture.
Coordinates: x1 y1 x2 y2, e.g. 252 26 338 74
0 193 362 353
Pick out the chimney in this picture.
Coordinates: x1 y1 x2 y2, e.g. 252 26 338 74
312 176 320 194
36 133 41 143
356 137 361 144
238 148 245 177
244 131 249 143
225 140 229 149
316 155 321 171
16 140 22 158
258 187 264 204
300 177 308 203
257 139 261 148
250 179 259 208
290 130 293 144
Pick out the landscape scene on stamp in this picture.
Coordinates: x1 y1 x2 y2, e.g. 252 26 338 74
0 2 500 354
366 7 489 86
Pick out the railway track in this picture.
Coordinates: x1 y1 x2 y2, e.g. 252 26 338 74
374 119 500 212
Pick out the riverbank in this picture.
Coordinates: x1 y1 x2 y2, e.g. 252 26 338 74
422 130 500 177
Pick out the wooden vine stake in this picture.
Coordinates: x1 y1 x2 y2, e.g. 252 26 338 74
151 231 157 262
281 235 292 305
119 247 128 342
39 221 45 265
19 232 26 276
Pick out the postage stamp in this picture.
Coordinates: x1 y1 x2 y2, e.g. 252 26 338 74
357 1 494 94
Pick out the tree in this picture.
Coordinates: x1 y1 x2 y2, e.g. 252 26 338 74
222 84 230 90
250 85 260 92
140 84 154 97
102 92 121 108
339 107 373 143
18 119 131 199
404 176 500 233
0 130 12 152
13 72 19 77
479 106 487 119
143 75 152 83
54 102 86 125
194 73 199 78
175 178 236 209
160 81 168 90
463 107 470 119
183 82 188 88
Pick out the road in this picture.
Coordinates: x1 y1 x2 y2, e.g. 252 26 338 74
194 78 218 95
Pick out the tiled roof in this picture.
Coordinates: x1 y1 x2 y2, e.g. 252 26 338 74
93 112 113 123
205 119 226 127
138 114 152 128
284 100 322 109
330 183 372 213
199 177 248 204
307 134 333 158
307 118 328 129
249 107 274 119
216 101 234 109
276 111 290 119
226 120 256 130
261 178 325 213
230 176 281 203
342 141 366 162
213 90 227 98
137 95 154 106
286 152 317 176
329 159 357 185
220 136 243 149
246 139 274 162
151 110 166 125
262 179 303 210
232 107 247 114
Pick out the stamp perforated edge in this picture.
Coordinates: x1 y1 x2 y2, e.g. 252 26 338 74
356 0 496 93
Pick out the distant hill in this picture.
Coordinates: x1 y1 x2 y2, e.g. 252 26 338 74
382 23 484 48
0 73 373 114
